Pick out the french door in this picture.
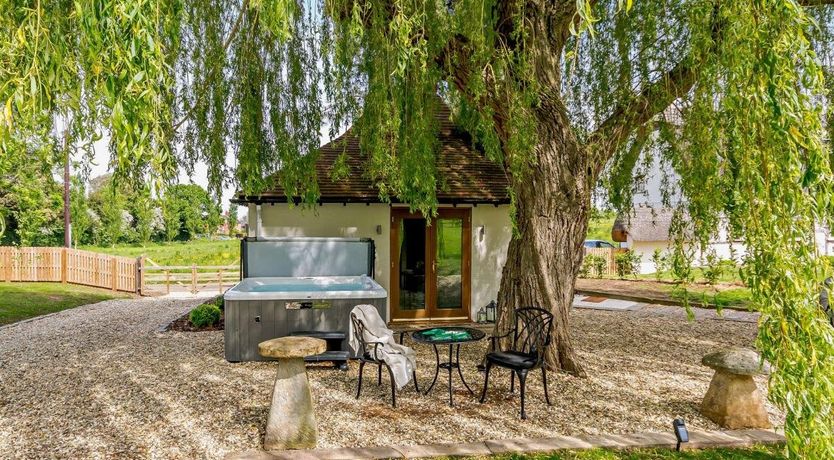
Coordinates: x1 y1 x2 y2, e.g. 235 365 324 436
390 208 471 320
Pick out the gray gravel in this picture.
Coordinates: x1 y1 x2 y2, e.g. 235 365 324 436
0 299 783 459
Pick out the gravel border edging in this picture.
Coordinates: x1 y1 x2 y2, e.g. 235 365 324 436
224 428 785 459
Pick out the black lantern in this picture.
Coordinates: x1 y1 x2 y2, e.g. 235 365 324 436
485 300 496 323
673 418 688 451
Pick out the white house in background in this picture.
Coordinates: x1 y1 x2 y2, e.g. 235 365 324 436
235 104 513 322
612 205 834 274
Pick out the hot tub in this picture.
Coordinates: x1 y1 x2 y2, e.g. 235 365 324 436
223 275 387 362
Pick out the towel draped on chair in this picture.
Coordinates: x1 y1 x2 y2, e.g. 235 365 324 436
348 304 417 389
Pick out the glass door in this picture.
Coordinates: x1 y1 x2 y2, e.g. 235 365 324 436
430 208 470 318
390 208 470 320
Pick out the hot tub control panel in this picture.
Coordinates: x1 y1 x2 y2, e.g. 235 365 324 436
285 300 332 310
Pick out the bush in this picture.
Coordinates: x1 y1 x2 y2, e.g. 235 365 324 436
582 254 607 278
614 251 641 279
578 258 591 278
702 251 724 285
651 248 668 281
190 304 221 328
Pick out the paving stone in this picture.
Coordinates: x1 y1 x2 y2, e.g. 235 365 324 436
228 429 785 460
485 436 594 454
224 449 279 460
394 442 491 458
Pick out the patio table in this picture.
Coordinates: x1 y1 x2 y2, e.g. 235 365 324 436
411 326 485 406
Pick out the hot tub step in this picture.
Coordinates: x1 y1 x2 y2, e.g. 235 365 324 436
291 331 349 370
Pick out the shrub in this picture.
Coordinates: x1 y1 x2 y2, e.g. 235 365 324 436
651 248 668 281
703 251 724 285
578 258 591 278
190 304 221 328
583 254 607 278
614 251 641 279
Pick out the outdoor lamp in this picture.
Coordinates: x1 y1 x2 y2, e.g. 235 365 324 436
485 300 497 323
477 307 487 323
673 418 688 451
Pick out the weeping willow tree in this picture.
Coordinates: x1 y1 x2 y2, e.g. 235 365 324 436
2 0 834 455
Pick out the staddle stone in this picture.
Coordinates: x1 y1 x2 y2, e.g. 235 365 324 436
259 336 326 359
700 347 771 429
701 347 771 376
258 337 326 451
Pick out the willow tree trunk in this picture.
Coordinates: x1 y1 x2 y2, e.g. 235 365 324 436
495 94 591 377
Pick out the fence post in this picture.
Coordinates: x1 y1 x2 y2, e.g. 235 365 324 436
165 270 171 295
218 269 223 294
191 264 197 294
61 248 68 284
111 257 118 291
136 256 144 296
2 248 9 282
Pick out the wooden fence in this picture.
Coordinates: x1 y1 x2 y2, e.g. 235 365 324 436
138 258 240 296
0 247 138 292
582 247 628 277
0 247 241 295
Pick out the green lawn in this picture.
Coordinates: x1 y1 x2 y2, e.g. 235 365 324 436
81 239 240 266
488 444 783 459
0 282 128 325
671 285 753 309
586 212 616 244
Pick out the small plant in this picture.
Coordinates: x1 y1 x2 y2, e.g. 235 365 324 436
669 246 694 284
584 254 607 278
190 304 221 328
578 258 591 278
614 251 642 279
702 250 724 285
651 248 668 281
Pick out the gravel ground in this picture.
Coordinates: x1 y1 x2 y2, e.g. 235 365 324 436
0 298 782 459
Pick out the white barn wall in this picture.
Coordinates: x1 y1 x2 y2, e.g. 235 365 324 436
247 202 512 319
471 205 513 312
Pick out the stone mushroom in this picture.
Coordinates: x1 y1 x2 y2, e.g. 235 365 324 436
700 347 772 429
258 336 327 451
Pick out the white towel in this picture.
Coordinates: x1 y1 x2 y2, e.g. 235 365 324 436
348 304 417 390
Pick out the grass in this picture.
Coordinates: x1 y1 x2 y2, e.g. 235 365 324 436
0 282 128 325
671 285 753 309
636 265 744 286
586 212 617 244
487 444 783 459
81 239 240 266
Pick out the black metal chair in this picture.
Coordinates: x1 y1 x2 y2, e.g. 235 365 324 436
350 312 419 408
479 307 553 419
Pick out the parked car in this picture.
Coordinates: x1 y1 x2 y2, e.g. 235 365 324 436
584 240 617 249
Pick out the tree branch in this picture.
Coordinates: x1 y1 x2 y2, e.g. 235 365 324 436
587 60 695 164
587 0 834 165
172 0 250 132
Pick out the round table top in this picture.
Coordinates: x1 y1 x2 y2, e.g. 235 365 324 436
259 336 327 359
411 326 486 345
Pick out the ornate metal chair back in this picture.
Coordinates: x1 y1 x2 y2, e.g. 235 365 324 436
350 312 371 356
512 307 554 367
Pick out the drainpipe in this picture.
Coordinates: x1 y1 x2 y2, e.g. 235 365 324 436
256 204 263 241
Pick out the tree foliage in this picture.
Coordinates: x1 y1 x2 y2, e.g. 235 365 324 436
2 0 834 456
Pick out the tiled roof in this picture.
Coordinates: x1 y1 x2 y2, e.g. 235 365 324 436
233 104 510 205
614 206 674 242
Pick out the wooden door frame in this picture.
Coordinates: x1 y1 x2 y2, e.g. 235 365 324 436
389 207 472 321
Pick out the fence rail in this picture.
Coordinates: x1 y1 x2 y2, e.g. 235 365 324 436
139 258 240 295
0 247 241 295
582 247 628 277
